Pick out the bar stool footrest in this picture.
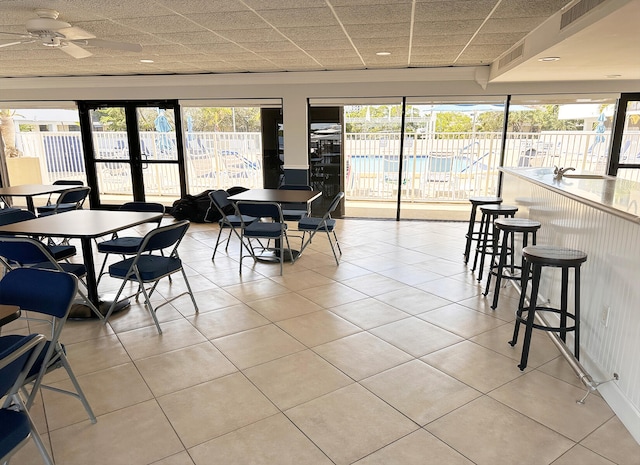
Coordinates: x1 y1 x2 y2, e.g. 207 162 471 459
516 306 577 333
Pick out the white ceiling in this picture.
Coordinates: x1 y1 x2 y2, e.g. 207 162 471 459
0 0 638 83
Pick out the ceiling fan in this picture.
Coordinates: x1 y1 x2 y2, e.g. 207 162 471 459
0 8 142 58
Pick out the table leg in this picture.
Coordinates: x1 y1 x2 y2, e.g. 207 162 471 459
69 237 130 319
26 197 35 213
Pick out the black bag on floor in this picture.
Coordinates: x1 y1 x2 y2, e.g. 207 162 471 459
170 190 218 223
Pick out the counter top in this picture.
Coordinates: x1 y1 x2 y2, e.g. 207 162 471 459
501 167 640 224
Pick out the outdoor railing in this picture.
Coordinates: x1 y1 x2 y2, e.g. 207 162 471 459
13 129 640 203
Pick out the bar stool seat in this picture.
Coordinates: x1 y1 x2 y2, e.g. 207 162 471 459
484 218 541 309
464 196 502 264
472 204 518 282
509 245 587 371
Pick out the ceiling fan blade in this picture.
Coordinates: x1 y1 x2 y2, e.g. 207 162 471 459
82 38 142 52
0 41 23 49
58 26 95 40
60 41 92 59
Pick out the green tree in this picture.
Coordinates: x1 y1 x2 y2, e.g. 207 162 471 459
435 112 472 133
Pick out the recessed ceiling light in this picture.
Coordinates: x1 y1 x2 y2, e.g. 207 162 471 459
606 74 622 78
140 59 154 63
538 57 560 62
376 51 391 56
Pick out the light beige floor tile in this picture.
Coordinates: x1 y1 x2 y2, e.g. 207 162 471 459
470 322 562 368
329 298 410 329
313 332 412 380
348 256 401 273
370 317 464 357
427 396 574 465
374 288 452 315
341 274 409 296
54 334 131 380
105 299 185 334
149 451 195 465
537 356 590 390
551 445 616 465
223 278 291 303
286 383 418 465
269 269 335 291
490 371 613 441
362 360 481 425
415 258 468 277
50 400 184 465
378 264 444 285
312 262 372 280
117 318 207 360
457 293 519 322
417 302 504 338
353 429 474 465
422 340 525 393
158 372 278 448
213 324 305 369
298 282 368 308
244 350 353 410
187 303 269 339
416 276 482 302
135 342 237 397
187 286 243 312
581 416 640 465
248 292 323 321
59 318 115 345
43 362 153 431
276 310 361 347
189 413 332 465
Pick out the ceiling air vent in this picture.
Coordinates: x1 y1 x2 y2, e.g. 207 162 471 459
498 43 524 69
560 0 606 29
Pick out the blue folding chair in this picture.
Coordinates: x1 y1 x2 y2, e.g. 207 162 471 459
208 190 256 261
103 220 199 333
96 201 165 284
297 191 344 265
236 201 292 276
0 333 53 465
37 186 90 217
0 236 103 320
278 184 313 221
0 268 96 425
0 209 76 262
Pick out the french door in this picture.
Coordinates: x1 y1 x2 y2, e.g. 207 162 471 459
78 100 186 209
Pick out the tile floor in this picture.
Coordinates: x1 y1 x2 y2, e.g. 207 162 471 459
4 218 640 465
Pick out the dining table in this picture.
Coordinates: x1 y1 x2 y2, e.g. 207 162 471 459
228 188 322 261
0 209 164 318
0 184 73 213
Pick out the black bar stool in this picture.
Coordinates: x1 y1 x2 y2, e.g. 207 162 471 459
464 196 502 264
483 218 541 309
472 204 518 282
509 245 588 371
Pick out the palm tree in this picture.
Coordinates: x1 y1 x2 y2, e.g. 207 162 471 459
0 109 22 157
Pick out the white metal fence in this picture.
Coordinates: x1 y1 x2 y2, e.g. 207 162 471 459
13 129 640 203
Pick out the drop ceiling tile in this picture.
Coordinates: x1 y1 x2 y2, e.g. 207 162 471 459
344 23 410 39
412 35 471 48
472 32 527 46
71 21 144 38
351 37 410 49
413 20 484 36
333 4 412 25
258 7 338 28
118 15 203 34
156 0 249 14
292 39 354 51
186 11 270 30
492 0 570 18
152 31 229 45
414 1 496 21
242 41 301 52
216 28 286 43
481 17 549 34
278 26 344 41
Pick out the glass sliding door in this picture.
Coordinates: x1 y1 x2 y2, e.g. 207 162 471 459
342 101 403 219
180 103 267 194
78 100 185 208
